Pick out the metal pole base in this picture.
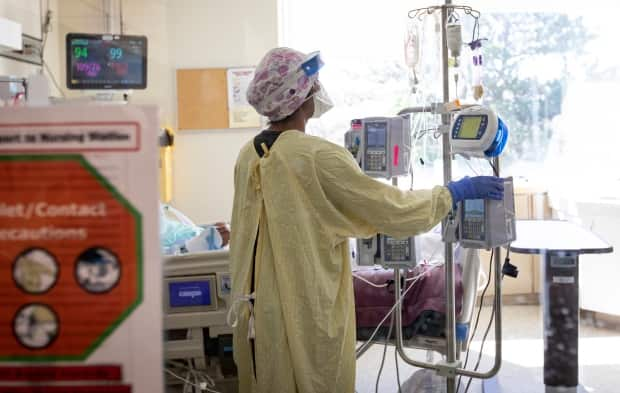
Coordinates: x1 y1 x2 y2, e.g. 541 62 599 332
545 386 578 393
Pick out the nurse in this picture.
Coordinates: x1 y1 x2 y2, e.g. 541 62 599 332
229 47 503 393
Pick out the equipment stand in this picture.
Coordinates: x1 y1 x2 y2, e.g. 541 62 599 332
391 2 503 393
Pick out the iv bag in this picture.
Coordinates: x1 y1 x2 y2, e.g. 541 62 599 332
404 22 420 68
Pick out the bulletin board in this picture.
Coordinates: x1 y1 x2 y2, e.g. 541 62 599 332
177 68 229 130
176 68 261 130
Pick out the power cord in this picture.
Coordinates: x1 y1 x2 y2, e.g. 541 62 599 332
456 249 493 392
501 245 518 278
459 245 516 393
463 301 496 393
39 4 66 98
42 60 66 98
395 339 403 393
375 313 395 393
165 360 221 393
165 368 221 393
352 273 389 288
488 159 499 177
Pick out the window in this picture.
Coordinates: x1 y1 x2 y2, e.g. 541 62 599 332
280 0 620 196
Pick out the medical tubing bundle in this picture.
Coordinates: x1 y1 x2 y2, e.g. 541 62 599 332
355 264 442 358
457 249 493 392
460 243 513 393
375 313 395 393
165 361 222 393
464 304 495 393
395 338 403 392
352 272 389 288
371 312 404 393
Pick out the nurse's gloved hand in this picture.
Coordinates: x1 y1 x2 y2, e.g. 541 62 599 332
447 176 504 206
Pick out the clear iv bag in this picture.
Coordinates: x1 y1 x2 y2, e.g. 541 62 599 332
404 22 420 68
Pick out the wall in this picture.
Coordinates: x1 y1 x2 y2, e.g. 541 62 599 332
53 0 278 224
166 0 278 224
0 0 61 95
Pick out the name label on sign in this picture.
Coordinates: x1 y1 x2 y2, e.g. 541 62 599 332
0 123 140 152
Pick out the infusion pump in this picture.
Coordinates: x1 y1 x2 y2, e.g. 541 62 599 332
449 177 516 249
357 234 419 268
345 116 416 267
345 116 412 179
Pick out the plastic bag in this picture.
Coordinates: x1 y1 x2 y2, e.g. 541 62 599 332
159 203 203 255
185 225 223 253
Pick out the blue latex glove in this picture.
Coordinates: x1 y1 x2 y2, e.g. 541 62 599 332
447 176 504 207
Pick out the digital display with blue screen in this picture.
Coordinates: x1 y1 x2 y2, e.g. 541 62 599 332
66 33 147 89
365 122 387 147
464 199 485 217
169 281 212 308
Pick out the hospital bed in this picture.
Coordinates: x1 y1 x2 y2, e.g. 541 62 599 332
161 242 483 393
163 249 237 393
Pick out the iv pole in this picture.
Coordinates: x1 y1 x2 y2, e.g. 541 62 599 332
390 2 504 393
439 2 458 391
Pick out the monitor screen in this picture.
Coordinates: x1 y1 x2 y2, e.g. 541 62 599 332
365 122 387 148
168 281 212 308
464 199 485 217
457 116 483 139
66 33 147 90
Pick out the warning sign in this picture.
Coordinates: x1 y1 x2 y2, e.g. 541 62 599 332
0 155 141 360
0 106 162 393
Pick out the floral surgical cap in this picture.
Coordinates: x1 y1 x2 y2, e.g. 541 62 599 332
247 47 319 122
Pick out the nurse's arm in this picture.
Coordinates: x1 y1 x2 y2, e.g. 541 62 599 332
316 147 453 240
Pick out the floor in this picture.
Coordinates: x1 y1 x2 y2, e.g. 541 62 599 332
355 305 620 393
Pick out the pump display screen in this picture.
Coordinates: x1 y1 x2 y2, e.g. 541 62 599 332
66 33 147 89
168 281 212 308
456 116 483 139
365 122 387 147
462 199 485 240
464 199 485 216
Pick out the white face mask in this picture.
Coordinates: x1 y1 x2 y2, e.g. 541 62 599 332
311 82 334 119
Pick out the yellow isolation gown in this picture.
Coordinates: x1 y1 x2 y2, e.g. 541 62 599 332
229 130 452 393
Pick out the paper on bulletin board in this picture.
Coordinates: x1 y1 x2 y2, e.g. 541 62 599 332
227 67 261 128
0 105 162 393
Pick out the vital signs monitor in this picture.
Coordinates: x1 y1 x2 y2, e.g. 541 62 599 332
66 33 147 90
